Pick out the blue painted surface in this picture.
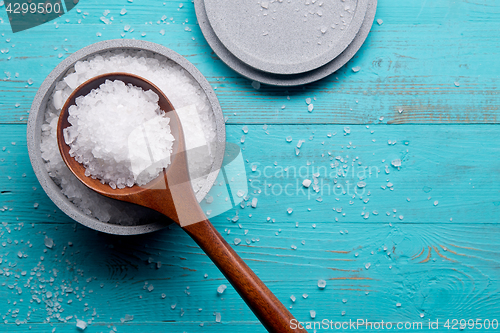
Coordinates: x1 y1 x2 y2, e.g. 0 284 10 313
0 0 499 332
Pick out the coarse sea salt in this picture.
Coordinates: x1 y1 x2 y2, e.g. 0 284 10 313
40 50 217 225
64 79 175 189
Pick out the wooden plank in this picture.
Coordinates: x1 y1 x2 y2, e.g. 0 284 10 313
3 124 499 225
1 122 499 328
0 222 498 331
0 0 499 124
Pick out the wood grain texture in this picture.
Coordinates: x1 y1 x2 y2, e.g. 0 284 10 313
0 0 499 124
3 124 500 225
0 222 498 332
1 122 500 331
0 0 499 332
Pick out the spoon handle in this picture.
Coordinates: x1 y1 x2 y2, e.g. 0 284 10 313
183 220 308 333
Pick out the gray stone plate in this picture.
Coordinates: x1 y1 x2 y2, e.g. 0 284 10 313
204 0 368 75
195 0 377 86
27 40 225 235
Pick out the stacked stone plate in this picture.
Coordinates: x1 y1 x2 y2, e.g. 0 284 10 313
195 0 376 86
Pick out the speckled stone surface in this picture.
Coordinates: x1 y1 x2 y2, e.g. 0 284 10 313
204 0 368 75
27 39 225 235
195 0 376 86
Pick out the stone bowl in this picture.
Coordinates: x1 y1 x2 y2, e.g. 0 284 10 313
27 39 225 235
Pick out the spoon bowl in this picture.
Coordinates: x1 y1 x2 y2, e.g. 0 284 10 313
57 73 307 333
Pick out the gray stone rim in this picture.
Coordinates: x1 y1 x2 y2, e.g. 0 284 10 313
195 0 377 86
27 39 225 235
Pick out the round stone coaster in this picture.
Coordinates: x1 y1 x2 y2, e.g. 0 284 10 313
203 0 368 75
195 0 377 86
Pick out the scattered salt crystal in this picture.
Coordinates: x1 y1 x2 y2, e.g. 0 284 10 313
215 312 221 323
454 81 460 87
290 295 296 302
76 319 87 330
357 181 366 188
303 293 308 299
302 179 311 188
44 237 54 249
287 208 293 214
286 136 292 142
124 25 130 31
307 104 314 112
352 66 361 73
251 81 261 90
217 285 227 294
396 302 401 307
242 125 249 133
100 16 110 24
120 8 127 15
148 284 154 292
305 98 311 105
159 29 165 35
391 159 401 167
310 310 316 319
377 18 383 25
27 78 33 85
251 198 258 208
121 314 134 323
234 238 241 245
434 200 439 206
261 1 269 9
33 202 39 208
317 279 326 289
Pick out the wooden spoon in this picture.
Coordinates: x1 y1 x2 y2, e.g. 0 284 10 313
57 73 307 333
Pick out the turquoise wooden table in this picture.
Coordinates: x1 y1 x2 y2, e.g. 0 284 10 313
1 0 499 332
